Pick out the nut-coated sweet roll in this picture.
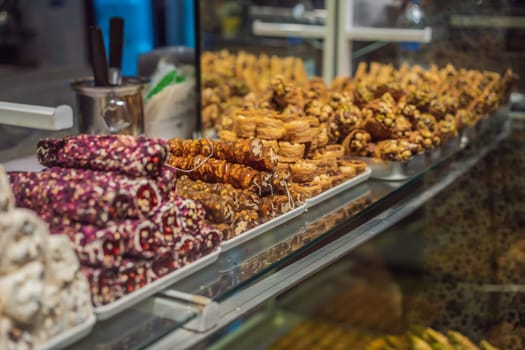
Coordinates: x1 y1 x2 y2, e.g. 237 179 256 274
232 210 260 237
169 138 278 171
168 155 269 195
373 139 419 162
177 187 235 225
37 135 168 178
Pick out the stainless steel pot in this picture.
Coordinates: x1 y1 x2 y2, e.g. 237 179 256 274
70 77 147 135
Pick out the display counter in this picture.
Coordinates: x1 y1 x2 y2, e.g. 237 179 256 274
66 116 522 350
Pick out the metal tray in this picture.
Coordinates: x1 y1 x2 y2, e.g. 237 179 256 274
95 248 221 320
305 168 371 208
38 314 96 350
353 132 464 181
220 204 307 252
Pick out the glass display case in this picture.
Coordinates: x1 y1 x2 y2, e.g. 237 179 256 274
1 1 525 350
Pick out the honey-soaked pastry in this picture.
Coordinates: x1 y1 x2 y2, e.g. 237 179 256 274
360 93 404 140
334 103 362 137
232 210 260 236
341 159 367 174
176 187 235 225
455 108 477 129
278 141 305 159
310 174 333 191
256 118 286 140
304 116 320 127
407 130 439 151
258 196 278 221
284 119 312 144
271 194 295 214
324 144 345 160
414 113 438 132
217 130 237 142
261 139 279 154
317 125 330 149
289 161 318 183
373 139 418 162
290 182 323 200
234 115 257 138
342 129 372 157
271 75 305 110
338 164 357 179
168 155 266 194
169 138 278 171
303 77 328 101
436 114 458 142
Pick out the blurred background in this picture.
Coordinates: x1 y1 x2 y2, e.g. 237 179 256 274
0 0 524 157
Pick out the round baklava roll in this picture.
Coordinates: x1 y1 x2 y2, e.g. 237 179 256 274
342 159 367 174
278 141 305 159
289 182 322 200
289 161 318 183
285 119 312 144
324 144 345 160
234 115 257 138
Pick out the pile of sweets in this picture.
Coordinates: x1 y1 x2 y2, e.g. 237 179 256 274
365 326 499 350
203 51 518 162
9 135 222 306
0 166 93 350
201 50 309 130
211 76 369 203
331 62 518 162
167 137 296 240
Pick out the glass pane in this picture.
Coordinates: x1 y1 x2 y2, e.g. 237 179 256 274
205 124 525 350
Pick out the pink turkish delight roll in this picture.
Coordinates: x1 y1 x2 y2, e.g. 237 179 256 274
152 202 182 247
9 169 161 225
171 196 206 233
81 267 123 307
197 225 222 255
51 220 160 268
37 134 168 178
150 250 181 281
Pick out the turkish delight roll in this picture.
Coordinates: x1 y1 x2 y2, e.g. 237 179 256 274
170 196 206 233
152 202 183 245
117 259 153 294
9 169 161 225
52 220 160 268
82 267 122 306
197 225 222 255
150 250 181 281
37 134 169 178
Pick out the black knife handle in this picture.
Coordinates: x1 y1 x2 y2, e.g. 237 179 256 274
89 26 109 86
109 17 124 69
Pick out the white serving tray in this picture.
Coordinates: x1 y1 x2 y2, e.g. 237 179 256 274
220 204 308 252
38 314 96 350
95 248 221 320
305 168 371 208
